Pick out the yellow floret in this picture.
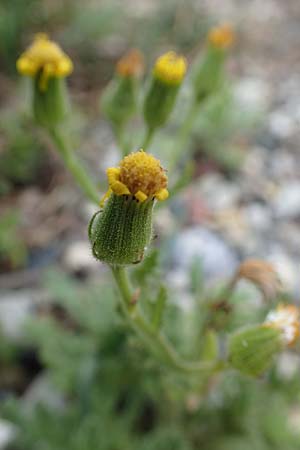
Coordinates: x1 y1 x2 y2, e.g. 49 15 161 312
101 150 169 204
116 49 144 78
208 24 235 50
16 33 73 91
153 51 187 86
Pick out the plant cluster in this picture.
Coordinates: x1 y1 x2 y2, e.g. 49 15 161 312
1 24 300 450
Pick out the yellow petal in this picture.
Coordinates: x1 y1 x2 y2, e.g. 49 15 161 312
16 57 37 76
107 167 121 185
111 181 131 196
56 58 73 76
155 188 169 201
135 190 147 202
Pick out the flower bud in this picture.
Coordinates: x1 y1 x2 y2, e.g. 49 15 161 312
193 24 234 103
229 304 300 376
143 51 187 130
17 33 73 128
89 150 168 265
228 325 282 377
101 49 144 130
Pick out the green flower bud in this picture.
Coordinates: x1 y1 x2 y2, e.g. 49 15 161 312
228 325 282 377
143 52 187 130
89 194 154 265
89 150 169 266
32 76 70 128
101 75 139 129
193 24 234 103
101 50 144 130
16 33 73 128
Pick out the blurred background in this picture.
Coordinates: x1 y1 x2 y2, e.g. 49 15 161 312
1 0 300 449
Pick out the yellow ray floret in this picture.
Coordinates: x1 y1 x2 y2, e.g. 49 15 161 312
101 150 169 204
16 33 73 91
153 51 187 86
208 24 235 50
264 304 300 346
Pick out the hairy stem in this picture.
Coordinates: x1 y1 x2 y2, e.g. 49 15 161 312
111 265 223 375
49 126 99 205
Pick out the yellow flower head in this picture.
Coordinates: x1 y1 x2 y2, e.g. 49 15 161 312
208 24 235 50
116 49 145 78
16 33 73 91
264 304 300 346
101 150 168 205
153 51 187 86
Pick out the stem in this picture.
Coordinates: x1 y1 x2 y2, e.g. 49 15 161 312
141 126 155 150
169 101 199 171
49 126 99 205
113 123 129 157
111 265 222 375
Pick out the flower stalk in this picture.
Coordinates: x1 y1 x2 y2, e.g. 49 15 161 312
49 126 99 205
111 265 222 375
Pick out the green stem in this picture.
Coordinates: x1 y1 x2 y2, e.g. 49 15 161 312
111 265 222 375
141 126 155 150
169 101 199 171
49 126 99 205
113 123 129 157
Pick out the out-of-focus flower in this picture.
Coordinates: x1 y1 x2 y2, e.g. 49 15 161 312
16 34 72 127
17 33 73 91
153 51 187 86
89 150 168 265
143 51 187 130
101 49 144 131
116 49 144 78
235 259 282 299
228 324 282 377
193 24 234 103
264 304 300 346
207 24 235 50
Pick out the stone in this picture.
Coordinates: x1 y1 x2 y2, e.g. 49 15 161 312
196 174 240 211
269 110 296 139
0 420 15 449
0 292 34 340
171 227 238 281
63 241 98 273
272 181 300 219
235 78 270 111
242 203 272 232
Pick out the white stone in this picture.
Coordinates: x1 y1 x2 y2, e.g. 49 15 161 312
172 227 237 281
269 111 296 139
63 241 98 272
242 203 272 231
277 352 300 380
272 181 300 219
235 78 270 111
0 292 34 340
0 420 15 449
197 174 240 211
